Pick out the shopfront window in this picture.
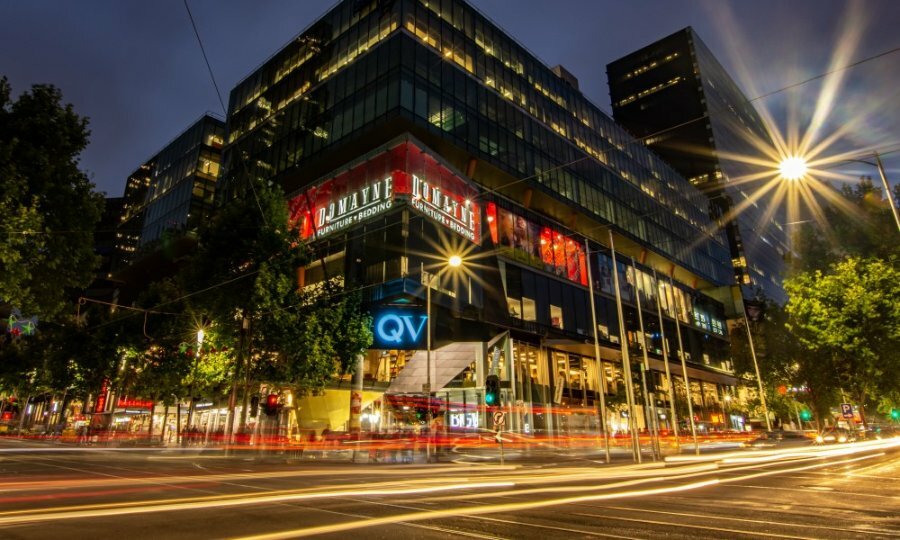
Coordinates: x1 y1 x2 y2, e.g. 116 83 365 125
550 304 563 329
488 202 587 287
364 349 415 383
522 297 537 321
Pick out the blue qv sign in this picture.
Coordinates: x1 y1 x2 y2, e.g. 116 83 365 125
372 309 428 349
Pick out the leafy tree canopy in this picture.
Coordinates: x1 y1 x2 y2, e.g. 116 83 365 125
785 257 900 424
0 77 103 320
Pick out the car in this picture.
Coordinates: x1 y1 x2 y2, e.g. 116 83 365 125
814 428 856 444
860 425 898 440
743 430 814 449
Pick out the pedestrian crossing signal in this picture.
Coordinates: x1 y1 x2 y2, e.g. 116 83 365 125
485 375 500 406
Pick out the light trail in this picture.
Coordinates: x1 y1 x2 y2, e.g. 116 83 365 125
229 449 889 538
664 438 900 464
0 441 892 536
0 463 512 492
0 480 514 526
234 478 723 539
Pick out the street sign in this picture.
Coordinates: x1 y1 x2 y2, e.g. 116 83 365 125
840 403 853 419
492 410 506 428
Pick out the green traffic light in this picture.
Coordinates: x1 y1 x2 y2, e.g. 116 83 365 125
891 409 899 420
799 410 812 421
485 393 496 405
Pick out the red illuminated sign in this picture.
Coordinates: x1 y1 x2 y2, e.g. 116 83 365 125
116 398 154 409
94 377 110 413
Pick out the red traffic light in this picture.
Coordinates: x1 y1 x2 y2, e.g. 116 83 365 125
264 394 279 415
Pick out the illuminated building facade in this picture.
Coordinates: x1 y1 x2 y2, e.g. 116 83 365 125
221 0 743 435
138 114 225 249
607 27 790 305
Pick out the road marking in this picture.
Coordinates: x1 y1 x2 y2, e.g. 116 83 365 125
343 497 639 539
585 504 895 536
726 483 899 499
286 501 509 540
571 511 818 539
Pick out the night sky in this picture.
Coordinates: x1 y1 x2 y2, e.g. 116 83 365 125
2 0 898 197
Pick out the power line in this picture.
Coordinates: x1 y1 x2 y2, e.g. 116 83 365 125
182 0 226 113
749 45 900 103
182 0 268 228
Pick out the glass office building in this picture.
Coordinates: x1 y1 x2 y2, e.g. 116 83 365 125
115 160 154 267
607 27 789 306
138 114 225 249
221 0 742 436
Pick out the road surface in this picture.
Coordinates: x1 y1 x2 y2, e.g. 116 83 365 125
0 437 897 539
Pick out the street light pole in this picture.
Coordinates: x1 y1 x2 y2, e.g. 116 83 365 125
425 255 463 461
873 152 900 235
738 292 772 431
426 270 433 461
185 328 205 444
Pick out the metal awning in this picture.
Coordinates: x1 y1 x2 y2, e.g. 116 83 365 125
386 342 481 394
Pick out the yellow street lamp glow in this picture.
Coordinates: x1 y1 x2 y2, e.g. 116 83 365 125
448 255 463 268
196 329 205 346
778 156 808 181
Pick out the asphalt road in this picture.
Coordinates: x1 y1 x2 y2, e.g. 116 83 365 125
0 437 898 539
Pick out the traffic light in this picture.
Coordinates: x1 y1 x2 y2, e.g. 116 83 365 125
799 409 812 422
264 393 279 416
891 409 899 421
485 375 500 406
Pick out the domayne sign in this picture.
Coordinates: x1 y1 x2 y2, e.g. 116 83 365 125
288 143 481 243
312 175 395 237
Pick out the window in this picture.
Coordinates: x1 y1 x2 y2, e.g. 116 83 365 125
507 297 521 319
522 297 536 321
550 304 563 329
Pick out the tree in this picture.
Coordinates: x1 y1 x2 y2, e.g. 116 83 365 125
0 77 103 321
729 298 837 428
785 257 900 427
176 179 372 431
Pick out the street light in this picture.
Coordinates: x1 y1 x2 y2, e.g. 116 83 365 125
778 152 900 235
185 326 207 443
778 156 808 181
425 254 464 460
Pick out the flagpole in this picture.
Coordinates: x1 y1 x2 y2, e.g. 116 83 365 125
609 230 641 463
584 238 611 463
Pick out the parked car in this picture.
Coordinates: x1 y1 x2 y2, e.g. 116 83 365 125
815 428 856 444
743 430 814 449
860 425 898 440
